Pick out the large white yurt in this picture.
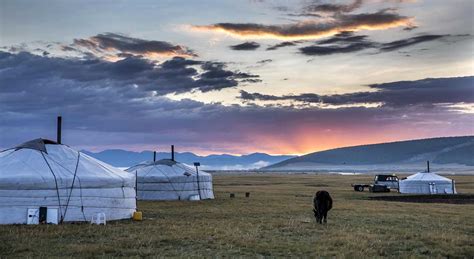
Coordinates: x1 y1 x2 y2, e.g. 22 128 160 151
0 138 136 224
399 170 456 194
126 159 214 201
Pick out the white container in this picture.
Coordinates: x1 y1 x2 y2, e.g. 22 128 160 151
189 195 201 201
46 208 59 224
27 208 39 225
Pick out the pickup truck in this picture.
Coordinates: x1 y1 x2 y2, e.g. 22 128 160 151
352 174 399 192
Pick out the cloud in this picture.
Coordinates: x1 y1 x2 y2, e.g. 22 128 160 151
191 9 412 40
0 51 259 98
240 76 474 108
379 34 445 51
316 30 368 44
403 25 418 31
230 41 261 50
302 0 415 15
257 59 273 64
300 41 375 55
266 41 299 50
298 32 461 56
69 33 197 59
305 0 363 14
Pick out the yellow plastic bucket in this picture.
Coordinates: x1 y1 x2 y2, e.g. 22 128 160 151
133 211 143 221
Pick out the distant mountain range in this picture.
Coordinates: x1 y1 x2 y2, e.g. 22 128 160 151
83 136 473 172
264 136 474 172
82 149 295 170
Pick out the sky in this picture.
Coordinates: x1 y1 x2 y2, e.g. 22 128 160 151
0 0 473 155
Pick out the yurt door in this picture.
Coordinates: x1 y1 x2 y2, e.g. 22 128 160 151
429 183 437 194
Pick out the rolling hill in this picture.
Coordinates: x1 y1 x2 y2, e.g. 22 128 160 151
264 136 474 172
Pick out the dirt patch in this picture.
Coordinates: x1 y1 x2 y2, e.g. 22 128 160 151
295 194 313 198
304 184 329 187
369 194 474 204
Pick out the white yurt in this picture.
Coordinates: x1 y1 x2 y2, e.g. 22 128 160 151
0 138 136 224
126 159 214 201
399 170 456 194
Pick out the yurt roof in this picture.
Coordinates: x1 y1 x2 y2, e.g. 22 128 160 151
13 138 59 153
126 159 209 176
403 171 452 182
126 159 179 171
0 139 134 189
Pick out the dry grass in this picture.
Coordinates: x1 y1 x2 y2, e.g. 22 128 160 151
0 174 473 258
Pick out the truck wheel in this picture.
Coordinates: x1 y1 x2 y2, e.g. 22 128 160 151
356 186 364 192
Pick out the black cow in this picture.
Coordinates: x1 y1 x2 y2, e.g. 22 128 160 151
313 190 333 224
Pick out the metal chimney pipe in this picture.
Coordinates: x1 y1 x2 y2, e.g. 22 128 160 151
171 145 175 161
427 161 430 172
153 151 156 162
57 116 62 144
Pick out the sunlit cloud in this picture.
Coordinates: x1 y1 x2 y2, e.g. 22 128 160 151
191 9 413 40
442 103 474 114
68 33 197 60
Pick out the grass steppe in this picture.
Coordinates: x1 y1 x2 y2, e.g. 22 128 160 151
0 174 473 258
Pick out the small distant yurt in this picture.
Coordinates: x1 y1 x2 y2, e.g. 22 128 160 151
0 138 136 224
126 151 214 201
399 162 456 194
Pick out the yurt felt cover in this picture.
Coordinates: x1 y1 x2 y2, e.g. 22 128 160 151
0 139 136 224
127 159 214 201
399 171 456 194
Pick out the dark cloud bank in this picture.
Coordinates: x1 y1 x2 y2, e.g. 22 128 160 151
0 51 259 97
240 76 474 108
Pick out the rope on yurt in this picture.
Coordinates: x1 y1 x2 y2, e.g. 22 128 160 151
76 177 88 221
41 152 64 223
156 165 181 198
175 163 202 197
140 163 179 194
45 153 89 221
141 164 156 178
61 151 81 223
92 158 127 197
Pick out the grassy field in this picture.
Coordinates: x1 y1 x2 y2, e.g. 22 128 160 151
1 174 473 257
